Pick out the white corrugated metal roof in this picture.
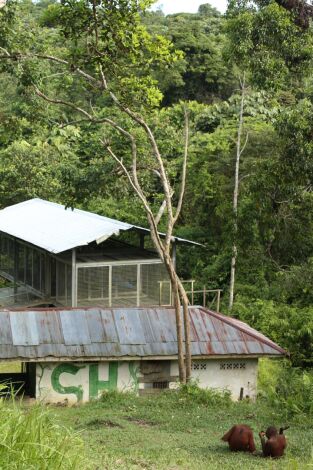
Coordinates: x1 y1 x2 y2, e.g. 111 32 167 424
0 199 200 254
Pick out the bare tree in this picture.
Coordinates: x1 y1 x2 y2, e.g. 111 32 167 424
0 49 193 382
229 74 248 311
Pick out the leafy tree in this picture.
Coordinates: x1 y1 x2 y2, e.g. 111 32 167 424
0 0 197 382
144 6 235 104
226 0 313 91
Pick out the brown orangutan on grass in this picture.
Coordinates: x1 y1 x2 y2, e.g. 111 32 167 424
259 426 289 458
221 424 256 453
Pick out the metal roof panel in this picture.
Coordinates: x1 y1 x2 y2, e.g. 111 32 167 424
0 199 199 253
60 310 91 345
0 307 286 360
99 310 118 342
35 310 63 344
114 308 145 345
10 311 39 346
85 308 108 343
0 311 12 345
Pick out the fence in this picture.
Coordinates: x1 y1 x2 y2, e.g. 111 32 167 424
76 260 171 307
158 279 222 312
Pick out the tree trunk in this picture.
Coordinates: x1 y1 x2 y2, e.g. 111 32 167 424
162 253 186 383
178 279 191 382
172 284 186 384
229 74 246 311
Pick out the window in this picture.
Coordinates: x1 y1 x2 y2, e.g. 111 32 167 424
192 362 207 371
220 362 246 370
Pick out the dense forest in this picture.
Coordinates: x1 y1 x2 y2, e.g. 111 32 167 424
0 0 313 367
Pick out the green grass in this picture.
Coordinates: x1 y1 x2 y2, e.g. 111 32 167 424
0 395 89 470
52 391 313 469
0 361 21 373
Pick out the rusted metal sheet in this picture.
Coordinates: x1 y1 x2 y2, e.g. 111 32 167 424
146 308 176 343
192 308 219 342
114 308 145 345
99 309 118 343
35 310 63 344
0 306 286 360
85 308 108 343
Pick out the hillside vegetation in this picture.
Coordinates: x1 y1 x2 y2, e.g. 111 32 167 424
1 0 313 366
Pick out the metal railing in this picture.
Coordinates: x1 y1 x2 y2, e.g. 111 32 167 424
158 280 222 312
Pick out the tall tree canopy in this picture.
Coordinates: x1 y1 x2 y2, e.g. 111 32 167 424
0 0 313 366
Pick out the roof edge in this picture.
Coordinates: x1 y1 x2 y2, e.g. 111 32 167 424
198 307 287 356
0 354 283 362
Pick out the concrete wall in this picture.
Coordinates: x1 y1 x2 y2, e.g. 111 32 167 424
36 358 258 404
36 361 140 404
171 358 258 400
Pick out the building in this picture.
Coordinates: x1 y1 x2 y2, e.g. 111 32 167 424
0 306 285 403
0 198 200 309
0 199 286 402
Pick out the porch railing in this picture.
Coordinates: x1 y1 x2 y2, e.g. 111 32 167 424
158 279 222 312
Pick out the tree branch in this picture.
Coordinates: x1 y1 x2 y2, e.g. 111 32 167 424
33 85 94 120
103 141 165 257
174 106 189 225
240 131 249 156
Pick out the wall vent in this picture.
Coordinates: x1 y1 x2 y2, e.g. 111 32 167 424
153 381 168 389
220 362 246 370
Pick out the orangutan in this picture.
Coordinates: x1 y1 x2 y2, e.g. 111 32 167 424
222 424 256 453
259 426 289 458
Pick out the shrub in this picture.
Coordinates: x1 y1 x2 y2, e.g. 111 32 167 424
100 389 137 405
176 381 232 407
258 359 313 419
232 296 313 367
0 395 88 470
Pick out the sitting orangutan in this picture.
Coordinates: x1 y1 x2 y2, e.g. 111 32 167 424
259 426 289 458
222 424 256 453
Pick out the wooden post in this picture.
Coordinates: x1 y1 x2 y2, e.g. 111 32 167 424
71 249 77 307
191 280 194 305
203 286 206 308
217 290 221 313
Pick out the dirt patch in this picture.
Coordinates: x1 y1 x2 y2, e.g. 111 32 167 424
124 416 158 427
86 418 123 429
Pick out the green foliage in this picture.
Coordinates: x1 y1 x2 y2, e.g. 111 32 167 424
276 99 313 182
144 7 235 104
0 398 88 469
226 1 313 90
258 359 313 418
232 297 313 366
100 389 137 405
176 381 232 407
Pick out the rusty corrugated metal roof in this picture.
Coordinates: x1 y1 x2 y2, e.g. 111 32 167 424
0 306 286 361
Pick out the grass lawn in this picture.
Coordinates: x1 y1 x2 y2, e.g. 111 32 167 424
52 391 313 469
0 361 21 373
